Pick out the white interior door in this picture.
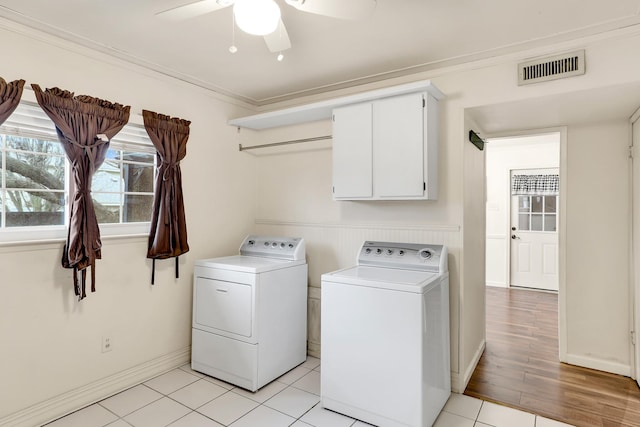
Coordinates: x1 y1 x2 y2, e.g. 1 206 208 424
631 110 640 387
510 169 559 291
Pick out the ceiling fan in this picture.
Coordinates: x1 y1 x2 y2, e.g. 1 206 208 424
156 0 377 55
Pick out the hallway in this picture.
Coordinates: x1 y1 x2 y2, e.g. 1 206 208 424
464 287 640 426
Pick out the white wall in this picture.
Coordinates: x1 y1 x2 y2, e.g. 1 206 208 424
0 21 257 426
563 120 631 373
486 134 560 287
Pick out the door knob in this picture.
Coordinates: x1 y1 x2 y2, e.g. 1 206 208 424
511 226 516 231
511 235 520 240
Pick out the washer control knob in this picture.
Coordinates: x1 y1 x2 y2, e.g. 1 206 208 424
280 242 286 248
376 248 382 255
419 249 432 259
365 248 372 254
264 241 270 247
272 242 278 248
289 243 294 248
387 249 393 255
248 240 255 246
398 250 405 256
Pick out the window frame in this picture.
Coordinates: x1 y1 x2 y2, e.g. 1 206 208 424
0 91 155 244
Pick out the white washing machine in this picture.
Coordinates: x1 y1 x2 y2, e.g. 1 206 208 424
321 241 450 427
191 235 307 391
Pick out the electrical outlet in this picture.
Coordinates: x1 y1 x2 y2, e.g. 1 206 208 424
102 336 113 353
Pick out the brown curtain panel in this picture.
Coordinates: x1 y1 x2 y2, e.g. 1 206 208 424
143 110 190 284
0 78 25 125
32 85 130 300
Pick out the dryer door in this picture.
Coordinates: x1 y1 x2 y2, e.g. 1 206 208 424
194 277 253 338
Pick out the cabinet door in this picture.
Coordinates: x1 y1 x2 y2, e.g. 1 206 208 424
332 103 373 199
373 93 424 198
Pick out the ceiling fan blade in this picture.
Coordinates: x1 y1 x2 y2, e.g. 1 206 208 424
263 19 291 53
155 0 232 20
285 0 376 20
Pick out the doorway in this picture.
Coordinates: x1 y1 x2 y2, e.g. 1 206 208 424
485 132 560 290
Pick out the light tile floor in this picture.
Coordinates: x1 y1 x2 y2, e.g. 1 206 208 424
45 357 575 427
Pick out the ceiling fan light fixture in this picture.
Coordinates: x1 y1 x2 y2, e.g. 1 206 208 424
234 0 281 36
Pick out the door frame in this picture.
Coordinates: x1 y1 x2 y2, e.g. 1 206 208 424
631 107 640 385
485 127 568 363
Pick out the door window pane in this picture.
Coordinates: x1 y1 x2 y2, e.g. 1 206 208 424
531 196 543 213
519 196 530 212
545 196 557 213
518 214 529 231
544 214 557 232
531 214 543 231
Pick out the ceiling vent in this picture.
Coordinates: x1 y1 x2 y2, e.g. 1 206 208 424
518 50 585 85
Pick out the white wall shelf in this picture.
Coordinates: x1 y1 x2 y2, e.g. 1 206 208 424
228 80 444 130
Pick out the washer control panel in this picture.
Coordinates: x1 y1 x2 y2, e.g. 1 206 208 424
357 241 447 273
239 235 305 260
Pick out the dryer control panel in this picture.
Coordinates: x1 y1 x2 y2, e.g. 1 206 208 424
239 235 306 261
357 241 447 273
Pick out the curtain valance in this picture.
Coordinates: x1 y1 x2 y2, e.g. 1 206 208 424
511 174 559 196
32 84 130 299
143 110 190 284
0 77 25 125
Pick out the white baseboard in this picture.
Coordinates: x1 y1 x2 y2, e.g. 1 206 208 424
564 353 631 377
453 340 486 393
0 347 191 427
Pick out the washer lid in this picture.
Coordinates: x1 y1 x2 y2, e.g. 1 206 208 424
321 265 440 293
195 255 306 273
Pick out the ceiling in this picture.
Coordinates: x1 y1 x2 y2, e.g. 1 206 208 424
1 0 640 108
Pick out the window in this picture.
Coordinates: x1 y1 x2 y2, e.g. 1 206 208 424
0 100 155 242
518 195 557 232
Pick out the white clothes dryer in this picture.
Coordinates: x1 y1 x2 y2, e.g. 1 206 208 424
191 235 307 391
321 241 450 427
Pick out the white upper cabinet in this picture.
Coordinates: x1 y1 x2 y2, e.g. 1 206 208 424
332 90 439 201
332 103 373 199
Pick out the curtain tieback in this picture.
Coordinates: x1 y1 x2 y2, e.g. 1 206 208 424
161 160 180 181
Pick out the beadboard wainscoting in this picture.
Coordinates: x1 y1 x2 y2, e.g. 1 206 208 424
253 220 462 369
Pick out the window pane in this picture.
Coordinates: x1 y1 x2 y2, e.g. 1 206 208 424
545 196 557 213
6 151 66 190
94 200 120 224
544 214 557 232
531 196 543 213
531 214 543 231
518 214 529 231
5 190 65 226
518 196 530 212
124 163 154 193
93 161 122 193
6 135 64 156
124 194 153 223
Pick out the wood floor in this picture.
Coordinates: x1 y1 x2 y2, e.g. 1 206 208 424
464 286 640 427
